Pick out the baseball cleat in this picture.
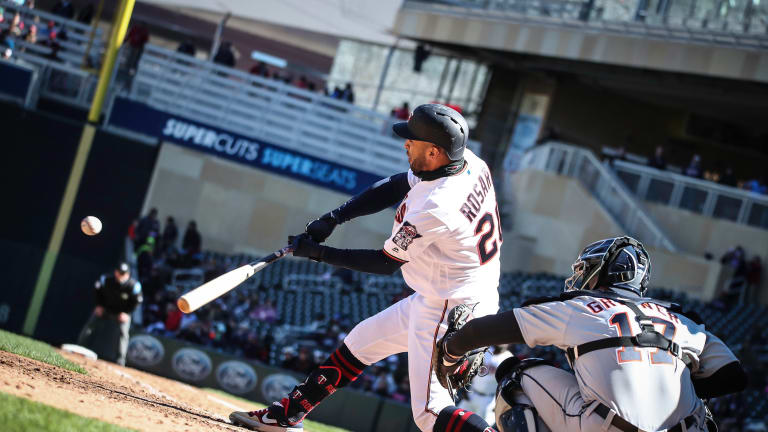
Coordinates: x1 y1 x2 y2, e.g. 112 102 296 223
229 407 303 432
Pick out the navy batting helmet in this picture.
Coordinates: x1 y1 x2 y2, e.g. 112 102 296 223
564 236 651 296
392 104 468 161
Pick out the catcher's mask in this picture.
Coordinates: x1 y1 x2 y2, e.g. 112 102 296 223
563 236 651 296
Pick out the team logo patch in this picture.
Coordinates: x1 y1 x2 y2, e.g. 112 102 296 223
392 221 422 250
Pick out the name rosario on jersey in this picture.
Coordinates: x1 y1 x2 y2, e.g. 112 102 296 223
459 168 494 223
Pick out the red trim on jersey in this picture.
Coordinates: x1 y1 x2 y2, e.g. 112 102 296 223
425 301 449 415
382 249 408 263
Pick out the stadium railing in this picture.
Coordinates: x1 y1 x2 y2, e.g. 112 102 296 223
519 142 677 251
612 159 768 229
13 55 97 108
403 0 768 49
116 44 480 177
0 0 105 67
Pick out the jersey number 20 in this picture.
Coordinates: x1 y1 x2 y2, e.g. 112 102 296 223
475 206 503 265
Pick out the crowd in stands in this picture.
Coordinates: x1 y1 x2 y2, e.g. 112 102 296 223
610 143 768 195
718 245 763 305
129 242 768 428
0 0 95 62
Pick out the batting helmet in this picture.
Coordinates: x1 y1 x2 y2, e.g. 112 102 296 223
392 104 468 161
564 236 651 296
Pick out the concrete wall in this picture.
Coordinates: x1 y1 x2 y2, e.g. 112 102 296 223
394 6 768 84
144 143 395 256
499 169 722 300
645 202 768 303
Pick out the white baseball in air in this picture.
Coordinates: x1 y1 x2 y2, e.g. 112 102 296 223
81 216 102 236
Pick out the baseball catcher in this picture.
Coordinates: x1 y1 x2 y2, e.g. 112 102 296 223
433 236 747 432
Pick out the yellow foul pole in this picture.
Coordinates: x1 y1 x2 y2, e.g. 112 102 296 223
23 0 137 336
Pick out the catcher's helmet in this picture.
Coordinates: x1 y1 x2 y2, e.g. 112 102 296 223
564 236 651 296
392 104 468 161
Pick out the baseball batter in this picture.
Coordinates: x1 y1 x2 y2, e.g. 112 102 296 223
434 237 747 432
230 104 501 432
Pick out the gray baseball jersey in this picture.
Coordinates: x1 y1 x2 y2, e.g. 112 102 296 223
513 294 737 431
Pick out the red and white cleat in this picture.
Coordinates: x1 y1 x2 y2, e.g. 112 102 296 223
229 403 304 432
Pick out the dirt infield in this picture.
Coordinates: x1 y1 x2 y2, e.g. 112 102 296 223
0 349 268 432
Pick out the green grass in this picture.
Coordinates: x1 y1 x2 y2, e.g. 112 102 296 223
0 329 87 374
204 388 351 432
0 391 135 432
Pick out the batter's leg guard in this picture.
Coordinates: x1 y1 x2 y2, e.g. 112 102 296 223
434 406 497 432
274 343 366 424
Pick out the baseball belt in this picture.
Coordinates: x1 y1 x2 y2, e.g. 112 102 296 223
594 403 697 432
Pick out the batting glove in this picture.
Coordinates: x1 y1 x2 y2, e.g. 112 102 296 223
305 212 339 243
289 233 325 261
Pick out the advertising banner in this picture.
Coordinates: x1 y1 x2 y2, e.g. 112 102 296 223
108 98 383 195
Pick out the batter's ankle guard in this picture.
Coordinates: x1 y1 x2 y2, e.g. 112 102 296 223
280 344 366 422
434 406 497 432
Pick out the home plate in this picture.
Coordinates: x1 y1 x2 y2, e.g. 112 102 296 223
61 344 98 360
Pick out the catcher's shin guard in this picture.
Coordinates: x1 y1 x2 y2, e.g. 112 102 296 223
434 406 497 432
277 344 366 423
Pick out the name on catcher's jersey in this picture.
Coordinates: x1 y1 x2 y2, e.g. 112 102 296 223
513 295 737 431
383 149 501 300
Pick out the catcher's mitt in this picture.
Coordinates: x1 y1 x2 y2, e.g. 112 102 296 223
432 304 487 401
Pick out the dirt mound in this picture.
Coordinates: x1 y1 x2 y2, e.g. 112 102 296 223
0 349 258 432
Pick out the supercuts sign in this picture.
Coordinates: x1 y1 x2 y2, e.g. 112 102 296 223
109 98 382 195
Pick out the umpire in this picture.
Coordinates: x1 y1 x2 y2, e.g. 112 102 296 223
78 262 142 365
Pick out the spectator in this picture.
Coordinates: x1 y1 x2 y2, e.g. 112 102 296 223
135 236 155 284
23 24 37 44
136 208 160 247
249 61 267 77
330 85 342 99
250 299 277 323
76 3 94 24
393 102 410 120
182 220 202 256
283 346 316 374
743 176 767 195
213 41 236 67
746 256 762 303
648 145 666 170
176 40 196 57
77 262 142 366
51 0 75 19
684 154 703 178
125 20 149 74
341 82 355 103
7 13 23 37
720 167 737 187
161 216 178 254
296 75 308 89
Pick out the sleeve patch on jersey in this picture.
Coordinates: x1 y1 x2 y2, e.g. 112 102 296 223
392 221 422 251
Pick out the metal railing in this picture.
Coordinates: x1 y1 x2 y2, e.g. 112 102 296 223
120 44 481 177
0 0 105 67
613 160 768 229
14 55 97 108
518 142 677 251
404 0 768 49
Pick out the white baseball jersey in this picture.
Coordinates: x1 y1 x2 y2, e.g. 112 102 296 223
514 294 737 431
344 149 502 431
383 149 502 300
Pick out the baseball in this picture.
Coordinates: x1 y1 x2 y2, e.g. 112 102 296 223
81 216 102 236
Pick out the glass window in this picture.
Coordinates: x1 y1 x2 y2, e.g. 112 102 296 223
679 187 707 213
646 178 674 204
615 170 640 194
747 203 768 229
712 195 743 221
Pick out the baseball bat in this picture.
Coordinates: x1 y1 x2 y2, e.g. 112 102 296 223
177 245 293 314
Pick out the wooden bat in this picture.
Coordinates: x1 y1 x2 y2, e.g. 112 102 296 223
177 245 293 313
